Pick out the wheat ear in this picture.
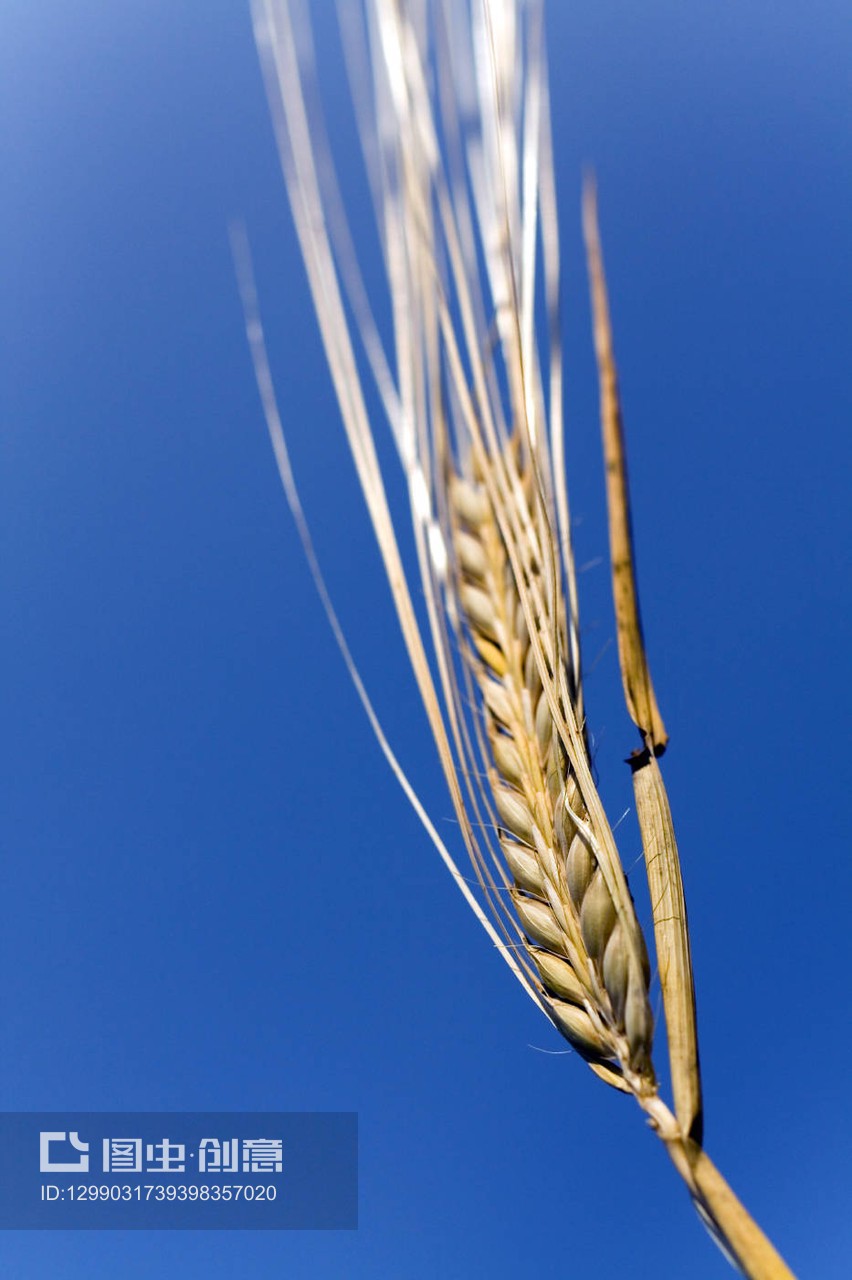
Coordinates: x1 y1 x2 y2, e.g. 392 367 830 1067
244 1 797 1275
448 451 654 1093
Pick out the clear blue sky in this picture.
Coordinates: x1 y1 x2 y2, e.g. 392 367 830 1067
2 2 850 1276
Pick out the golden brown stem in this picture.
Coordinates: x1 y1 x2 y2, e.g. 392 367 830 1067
631 747 703 1144
582 176 668 754
642 1096 797 1279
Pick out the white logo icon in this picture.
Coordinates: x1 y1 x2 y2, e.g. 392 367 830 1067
39 1131 90 1173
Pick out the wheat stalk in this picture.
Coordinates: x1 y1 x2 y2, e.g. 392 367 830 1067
241 1 797 1274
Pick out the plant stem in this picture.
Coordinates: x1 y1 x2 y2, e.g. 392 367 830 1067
641 1095 797 1279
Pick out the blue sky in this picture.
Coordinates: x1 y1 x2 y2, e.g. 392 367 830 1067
2 1 851 1276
